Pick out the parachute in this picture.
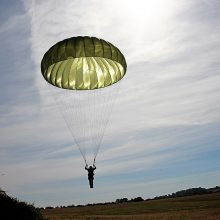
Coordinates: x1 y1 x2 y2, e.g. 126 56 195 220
41 36 127 165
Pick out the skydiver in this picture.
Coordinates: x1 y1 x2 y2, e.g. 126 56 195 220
85 164 96 188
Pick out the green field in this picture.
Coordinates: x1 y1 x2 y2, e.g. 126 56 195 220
42 192 220 220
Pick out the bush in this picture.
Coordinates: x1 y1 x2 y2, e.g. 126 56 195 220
130 197 144 202
0 193 45 220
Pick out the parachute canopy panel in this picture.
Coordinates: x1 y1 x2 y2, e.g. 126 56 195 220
41 36 127 90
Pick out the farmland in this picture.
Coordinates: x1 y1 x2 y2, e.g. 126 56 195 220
42 192 220 220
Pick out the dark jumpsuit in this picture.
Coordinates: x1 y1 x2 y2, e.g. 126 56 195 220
85 165 96 188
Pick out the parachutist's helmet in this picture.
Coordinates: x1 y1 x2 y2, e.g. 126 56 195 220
89 166 92 169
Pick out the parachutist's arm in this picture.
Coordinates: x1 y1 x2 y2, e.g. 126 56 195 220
85 165 88 170
92 160 96 169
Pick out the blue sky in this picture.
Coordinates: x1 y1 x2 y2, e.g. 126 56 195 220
0 0 220 207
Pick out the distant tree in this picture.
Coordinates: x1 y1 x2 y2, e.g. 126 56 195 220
208 186 220 193
130 197 144 202
45 206 54 209
115 198 128 203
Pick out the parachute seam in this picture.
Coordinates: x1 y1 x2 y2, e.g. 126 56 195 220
100 39 105 60
68 59 76 89
99 57 107 88
61 60 68 88
115 45 119 65
55 61 65 87
87 57 91 89
93 57 103 88
48 63 55 83
57 41 62 61
83 37 86 57
91 37 95 57
90 57 98 89
50 62 61 86
75 58 80 89
71 38 76 58
84 57 91 89
51 44 58 64
106 41 113 61
114 62 123 80
100 59 112 86
91 37 96 57
64 39 68 61
105 59 117 83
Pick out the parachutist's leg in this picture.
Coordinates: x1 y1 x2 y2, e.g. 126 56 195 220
89 178 93 188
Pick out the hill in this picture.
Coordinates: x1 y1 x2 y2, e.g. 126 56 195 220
42 192 220 220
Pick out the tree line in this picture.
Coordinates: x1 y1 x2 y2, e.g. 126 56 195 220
153 186 220 200
44 186 220 209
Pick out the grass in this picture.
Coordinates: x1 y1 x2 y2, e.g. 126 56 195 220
42 192 220 220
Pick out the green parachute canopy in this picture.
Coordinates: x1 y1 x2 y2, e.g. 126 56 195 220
41 36 127 90
41 36 127 165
